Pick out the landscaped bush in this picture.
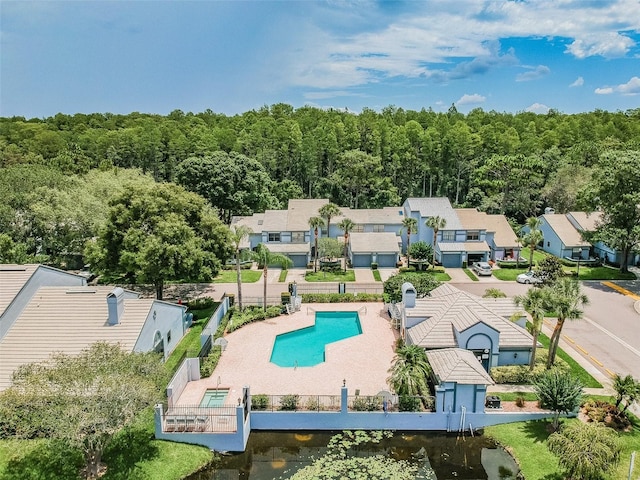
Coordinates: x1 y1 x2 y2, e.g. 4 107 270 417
214 309 232 338
582 399 631 430
300 293 383 303
370 262 378 270
305 397 325 411
496 260 531 269
398 266 416 273
351 396 381 411
200 346 222 377
490 353 570 384
279 394 299 411
226 305 282 332
186 296 217 310
398 395 421 412
251 394 270 411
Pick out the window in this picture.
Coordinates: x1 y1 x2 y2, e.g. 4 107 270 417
442 231 455 241
352 224 364 233
373 224 384 232
268 232 281 242
292 232 305 243
466 231 479 241
572 247 582 259
166 330 172 344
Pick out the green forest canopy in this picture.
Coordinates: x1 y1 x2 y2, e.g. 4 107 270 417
1 104 639 270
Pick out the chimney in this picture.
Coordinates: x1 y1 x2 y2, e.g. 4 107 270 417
107 287 125 325
402 282 416 309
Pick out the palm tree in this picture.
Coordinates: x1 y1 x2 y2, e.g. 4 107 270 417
425 215 446 268
308 216 325 273
545 278 589 368
612 373 640 412
401 217 418 267
318 202 341 239
515 287 547 370
387 344 432 397
337 217 354 272
522 217 544 271
230 225 252 311
249 243 293 311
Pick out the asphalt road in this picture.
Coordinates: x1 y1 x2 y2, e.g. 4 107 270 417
453 279 640 382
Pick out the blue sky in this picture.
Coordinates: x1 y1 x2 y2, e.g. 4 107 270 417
1 0 639 118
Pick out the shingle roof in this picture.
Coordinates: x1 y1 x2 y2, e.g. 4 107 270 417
263 243 310 254
404 197 463 230
341 207 405 225
0 264 38 317
231 213 265 234
426 348 494 385
438 241 490 252
287 199 329 231
542 214 591 247
350 232 401 254
0 286 154 391
406 284 532 349
568 211 603 232
456 209 519 248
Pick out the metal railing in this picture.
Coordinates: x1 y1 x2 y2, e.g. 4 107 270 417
161 404 237 433
250 394 342 412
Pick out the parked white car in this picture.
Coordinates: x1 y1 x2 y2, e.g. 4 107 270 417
516 270 542 284
471 262 493 276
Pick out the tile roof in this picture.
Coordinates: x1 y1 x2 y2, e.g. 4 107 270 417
406 284 532 349
541 214 591 247
568 211 603 232
350 232 401 253
0 286 154 391
426 348 494 385
0 264 38 317
404 197 463 230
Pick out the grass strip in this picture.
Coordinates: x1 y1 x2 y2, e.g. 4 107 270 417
372 269 382 281
214 270 262 283
462 268 479 281
537 332 602 388
305 270 356 282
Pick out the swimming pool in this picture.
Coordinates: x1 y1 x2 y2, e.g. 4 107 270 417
270 311 362 367
199 388 229 407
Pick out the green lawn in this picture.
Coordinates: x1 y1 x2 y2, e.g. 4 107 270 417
567 265 637 280
487 414 640 480
305 270 356 282
537 331 602 388
278 269 288 282
372 269 382 281
214 270 262 283
164 304 217 374
462 268 479 281
492 267 529 281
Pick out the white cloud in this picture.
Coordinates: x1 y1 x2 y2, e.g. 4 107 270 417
570 76 584 87
526 103 551 114
595 76 640 95
516 65 550 82
456 94 486 106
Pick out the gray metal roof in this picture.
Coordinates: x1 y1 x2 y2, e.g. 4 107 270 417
404 197 463 230
406 284 532 349
426 348 495 385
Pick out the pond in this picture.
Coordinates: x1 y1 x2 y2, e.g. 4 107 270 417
185 430 520 480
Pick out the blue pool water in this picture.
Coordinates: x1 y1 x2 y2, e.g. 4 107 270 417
199 388 229 407
270 311 362 367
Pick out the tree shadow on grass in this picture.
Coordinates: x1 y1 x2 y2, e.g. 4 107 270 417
520 419 554 444
101 425 159 480
0 440 83 480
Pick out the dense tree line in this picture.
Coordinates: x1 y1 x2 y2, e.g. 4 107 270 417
1 105 640 272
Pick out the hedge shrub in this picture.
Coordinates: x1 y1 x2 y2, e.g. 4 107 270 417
300 293 383 303
490 352 570 384
226 305 282 332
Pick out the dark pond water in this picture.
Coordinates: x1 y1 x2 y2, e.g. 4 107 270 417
185 430 520 480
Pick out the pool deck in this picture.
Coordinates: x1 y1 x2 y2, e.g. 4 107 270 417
176 303 399 406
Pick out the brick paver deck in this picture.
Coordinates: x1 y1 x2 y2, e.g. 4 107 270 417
176 303 399 405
